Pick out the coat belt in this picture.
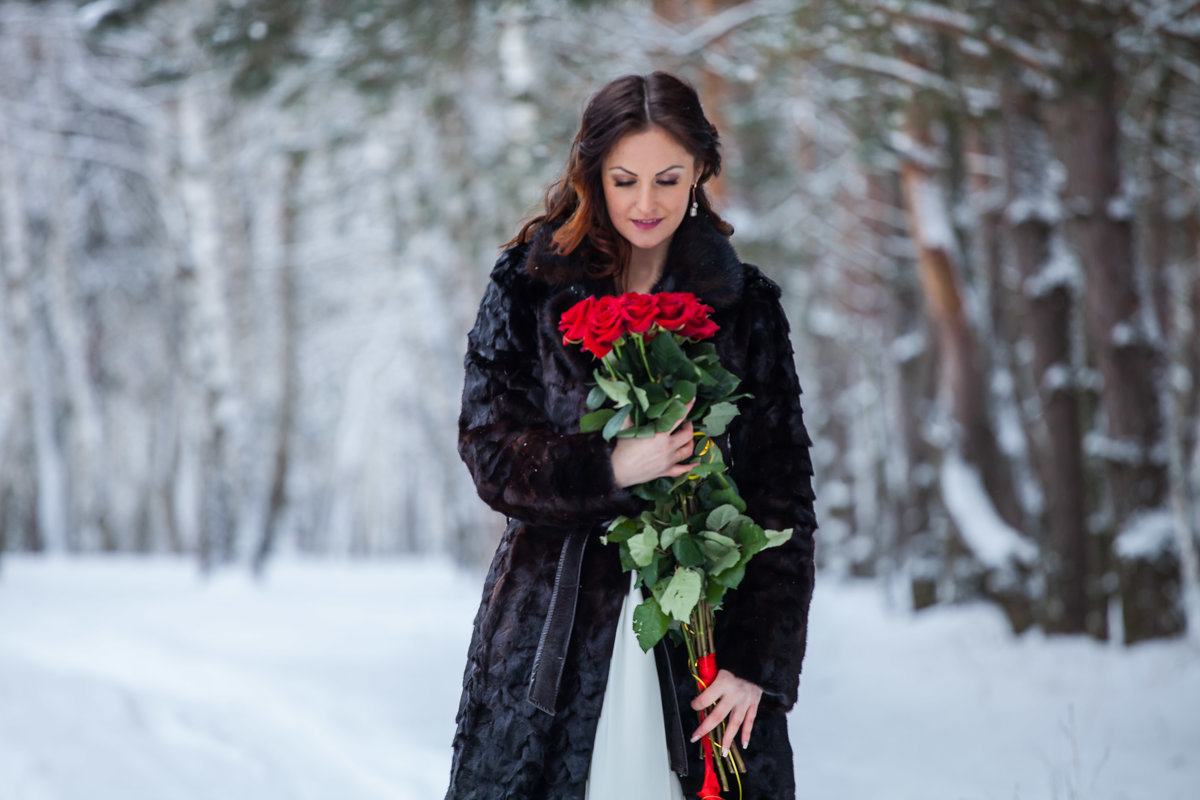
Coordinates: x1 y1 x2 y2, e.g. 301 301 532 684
527 528 589 714
527 528 688 775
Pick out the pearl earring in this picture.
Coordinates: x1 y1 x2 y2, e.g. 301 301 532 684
690 184 699 217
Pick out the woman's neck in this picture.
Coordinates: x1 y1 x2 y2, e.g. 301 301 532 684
621 242 669 294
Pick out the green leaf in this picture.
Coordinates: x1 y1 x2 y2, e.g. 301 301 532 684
641 551 663 589
654 399 689 432
649 330 695 376
627 527 659 567
659 523 689 550
660 567 703 623
711 561 746 590
687 462 726 480
702 529 739 550
701 402 739 436
708 487 746 512
672 536 705 568
700 534 741 575
673 380 697 404
586 385 608 411
604 516 638 544
580 408 615 433
617 422 658 439
594 371 631 407
632 478 673 503
736 522 768 555
705 578 728 610
644 382 669 406
602 405 631 440
689 342 718 362
706 504 741 532
645 399 671 419
632 599 670 651
631 383 650 411
764 527 793 549
618 547 637 572
709 366 742 396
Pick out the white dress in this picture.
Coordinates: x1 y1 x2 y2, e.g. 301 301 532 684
585 573 686 799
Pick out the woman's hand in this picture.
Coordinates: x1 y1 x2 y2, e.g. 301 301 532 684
689 669 764 754
610 401 696 488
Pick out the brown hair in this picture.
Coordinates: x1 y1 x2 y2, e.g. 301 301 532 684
508 71 733 279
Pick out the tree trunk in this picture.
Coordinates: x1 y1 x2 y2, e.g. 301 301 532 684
253 149 304 574
899 114 1021 531
1056 31 1179 643
175 71 240 570
0 114 35 555
1001 80 1091 635
899 107 1032 630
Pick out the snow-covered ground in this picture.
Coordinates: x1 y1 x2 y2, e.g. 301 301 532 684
0 556 1196 800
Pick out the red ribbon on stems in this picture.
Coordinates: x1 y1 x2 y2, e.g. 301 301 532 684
695 653 722 800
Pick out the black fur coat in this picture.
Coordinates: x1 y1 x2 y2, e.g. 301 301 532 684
447 214 817 799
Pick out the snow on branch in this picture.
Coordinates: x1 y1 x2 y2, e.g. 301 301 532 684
870 0 1063 73
941 451 1037 570
1115 508 1176 559
825 45 958 96
1023 237 1082 299
889 129 943 171
907 170 957 252
1085 432 1169 468
667 0 796 55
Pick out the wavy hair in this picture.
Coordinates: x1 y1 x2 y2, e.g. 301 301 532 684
508 71 733 279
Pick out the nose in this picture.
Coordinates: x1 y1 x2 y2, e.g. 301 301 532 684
636 182 655 214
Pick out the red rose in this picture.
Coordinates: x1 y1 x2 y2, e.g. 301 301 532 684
583 295 627 359
559 296 594 345
654 292 695 331
620 293 660 335
677 300 719 340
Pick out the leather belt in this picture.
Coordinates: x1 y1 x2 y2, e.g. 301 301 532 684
527 528 589 714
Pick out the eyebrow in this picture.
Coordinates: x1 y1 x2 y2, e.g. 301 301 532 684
608 165 686 177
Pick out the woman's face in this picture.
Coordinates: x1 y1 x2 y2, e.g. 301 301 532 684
601 126 698 266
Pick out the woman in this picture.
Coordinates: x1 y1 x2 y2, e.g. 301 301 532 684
447 72 816 800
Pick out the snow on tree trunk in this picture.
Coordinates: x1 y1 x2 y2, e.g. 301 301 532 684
0 113 37 553
174 69 242 569
898 108 1033 630
41 39 112 553
1001 80 1092 635
1055 30 1181 643
1143 69 1200 644
253 149 303 574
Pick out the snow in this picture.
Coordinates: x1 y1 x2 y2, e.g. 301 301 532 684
891 328 927 363
1023 236 1082 299
911 173 958 251
2 556 1198 800
1115 508 1176 559
941 451 1038 569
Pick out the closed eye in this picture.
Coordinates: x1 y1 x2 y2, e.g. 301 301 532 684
613 179 680 188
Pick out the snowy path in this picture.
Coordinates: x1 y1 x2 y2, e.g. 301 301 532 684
0 556 1196 799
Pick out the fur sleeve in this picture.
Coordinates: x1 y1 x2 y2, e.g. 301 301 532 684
715 268 818 710
457 251 644 529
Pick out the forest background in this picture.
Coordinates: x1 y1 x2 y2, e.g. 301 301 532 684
2 0 1199 648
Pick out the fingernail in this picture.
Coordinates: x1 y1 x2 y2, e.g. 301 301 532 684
722 746 729 758
690 735 699 743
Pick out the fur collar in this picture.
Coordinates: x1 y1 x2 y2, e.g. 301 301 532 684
524 213 745 311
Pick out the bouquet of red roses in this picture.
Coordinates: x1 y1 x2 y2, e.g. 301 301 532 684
560 291 792 798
